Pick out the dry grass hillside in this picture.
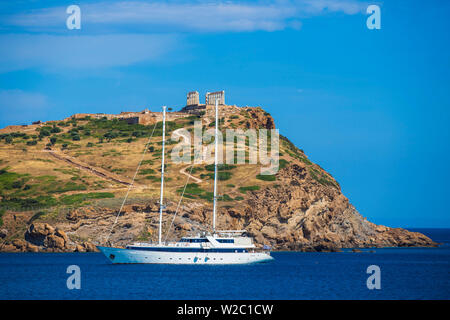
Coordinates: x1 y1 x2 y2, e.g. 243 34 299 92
0 105 436 252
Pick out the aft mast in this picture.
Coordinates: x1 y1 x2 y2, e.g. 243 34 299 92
212 99 218 234
158 106 166 245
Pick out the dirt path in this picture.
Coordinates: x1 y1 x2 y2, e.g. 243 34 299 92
44 149 140 187
172 128 203 184
179 165 202 184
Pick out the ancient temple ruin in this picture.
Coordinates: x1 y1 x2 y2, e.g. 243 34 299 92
206 91 225 105
182 90 226 113
186 91 200 106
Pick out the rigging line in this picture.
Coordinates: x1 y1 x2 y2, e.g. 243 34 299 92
104 120 158 245
163 112 206 243
163 162 195 243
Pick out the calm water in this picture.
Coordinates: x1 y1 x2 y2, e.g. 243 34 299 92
1 228 449 300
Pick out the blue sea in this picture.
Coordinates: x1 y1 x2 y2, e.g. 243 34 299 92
1 228 449 300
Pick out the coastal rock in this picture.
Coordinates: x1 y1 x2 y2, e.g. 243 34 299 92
26 243 39 253
24 223 70 251
12 239 28 252
178 223 192 231
25 223 55 246
0 239 39 252
45 234 65 249
82 242 98 252
74 244 85 252
1 243 19 252
0 228 7 238
55 229 68 242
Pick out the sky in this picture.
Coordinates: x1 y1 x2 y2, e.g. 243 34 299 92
0 0 449 227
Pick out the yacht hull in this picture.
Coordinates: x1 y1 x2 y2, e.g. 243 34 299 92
97 246 274 265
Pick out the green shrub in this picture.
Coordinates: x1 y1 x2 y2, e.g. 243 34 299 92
239 185 260 193
205 164 236 172
0 208 4 226
279 159 290 170
190 166 203 174
308 168 338 188
0 196 58 210
0 170 26 191
141 160 153 165
256 174 276 181
52 182 87 194
39 129 51 137
199 192 214 202
12 180 25 189
28 211 46 224
201 171 232 181
218 194 233 201
50 126 61 134
26 140 38 146
144 175 160 182
139 168 155 175
181 183 204 195
59 192 114 205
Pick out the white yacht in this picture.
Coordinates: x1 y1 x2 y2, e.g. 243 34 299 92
97 101 273 264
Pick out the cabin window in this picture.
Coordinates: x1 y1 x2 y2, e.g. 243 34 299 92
217 239 234 243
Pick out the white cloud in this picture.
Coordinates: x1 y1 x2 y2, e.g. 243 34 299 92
0 33 180 72
0 1 368 72
1 0 367 33
297 0 366 15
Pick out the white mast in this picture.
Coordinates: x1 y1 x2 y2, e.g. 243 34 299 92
158 106 166 245
212 99 218 234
